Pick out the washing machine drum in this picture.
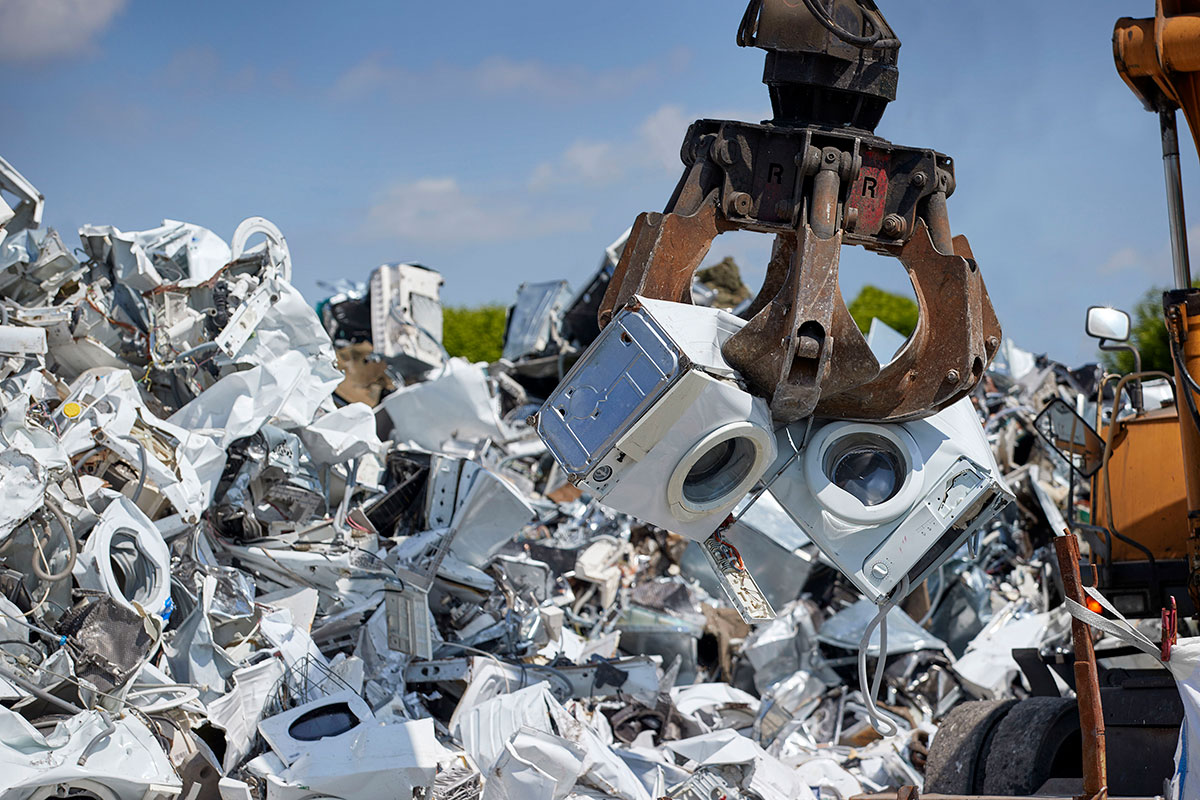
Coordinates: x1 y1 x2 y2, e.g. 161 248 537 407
28 780 121 800
75 496 171 617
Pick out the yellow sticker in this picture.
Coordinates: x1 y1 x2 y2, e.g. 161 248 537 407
62 402 83 419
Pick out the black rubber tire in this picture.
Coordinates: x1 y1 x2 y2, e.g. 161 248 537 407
924 699 1017 793
982 696 1081 795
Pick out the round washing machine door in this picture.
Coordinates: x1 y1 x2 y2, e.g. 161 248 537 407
83 503 171 618
802 421 925 527
666 421 774 522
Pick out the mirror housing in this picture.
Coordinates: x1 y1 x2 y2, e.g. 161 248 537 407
1034 398 1105 477
1086 305 1143 411
1086 306 1131 342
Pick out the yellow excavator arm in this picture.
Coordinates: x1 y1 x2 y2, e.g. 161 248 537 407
1115 0 1200 617
1116 1 1200 154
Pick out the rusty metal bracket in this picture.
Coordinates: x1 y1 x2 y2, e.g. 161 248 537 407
1054 532 1108 800
815 221 1001 421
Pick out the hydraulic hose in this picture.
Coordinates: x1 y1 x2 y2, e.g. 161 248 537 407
1169 334 1200 433
799 0 900 49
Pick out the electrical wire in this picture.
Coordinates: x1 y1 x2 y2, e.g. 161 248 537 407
29 495 77 584
16 656 141 711
857 575 908 736
434 641 513 692
10 582 51 619
916 564 947 628
0 661 84 715
0 506 69 602
524 663 576 700
0 640 44 669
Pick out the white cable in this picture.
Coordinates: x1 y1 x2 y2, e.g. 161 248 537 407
124 684 202 713
857 575 909 736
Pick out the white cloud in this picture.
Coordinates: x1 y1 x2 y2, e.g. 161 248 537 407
528 101 761 193
637 105 692 172
163 45 223 86
527 102 769 192
1100 245 1143 276
1100 225 1200 277
0 0 125 62
528 104 693 191
528 140 620 191
160 45 262 92
330 49 690 103
363 177 590 244
331 52 394 99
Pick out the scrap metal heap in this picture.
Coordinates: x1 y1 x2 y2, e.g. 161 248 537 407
0 4 1187 799
0 148 1180 799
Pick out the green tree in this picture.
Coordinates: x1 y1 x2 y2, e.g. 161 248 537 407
442 305 507 364
1100 287 1172 374
847 284 919 337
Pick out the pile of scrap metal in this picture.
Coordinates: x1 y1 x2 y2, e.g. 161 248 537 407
3 0 1194 793
319 261 447 408
0 150 1172 800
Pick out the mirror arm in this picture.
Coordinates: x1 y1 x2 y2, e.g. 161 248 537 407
1099 338 1144 412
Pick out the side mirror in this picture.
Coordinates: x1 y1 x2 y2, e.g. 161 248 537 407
1034 398 1105 477
1086 306 1131 342
1086 305 1143 410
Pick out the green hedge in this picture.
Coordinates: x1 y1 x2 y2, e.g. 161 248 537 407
847 284 918 337
442 285 918 366
442 305 507 363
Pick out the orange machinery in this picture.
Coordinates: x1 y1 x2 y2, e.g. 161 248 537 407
1103 0 1200 616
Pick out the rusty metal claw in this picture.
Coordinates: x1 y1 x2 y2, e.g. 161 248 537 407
723 223 880 423
814 219 1001 422
599 193 724 329
593 0 1003 424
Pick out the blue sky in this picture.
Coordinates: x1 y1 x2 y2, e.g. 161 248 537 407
1 0 1196 363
